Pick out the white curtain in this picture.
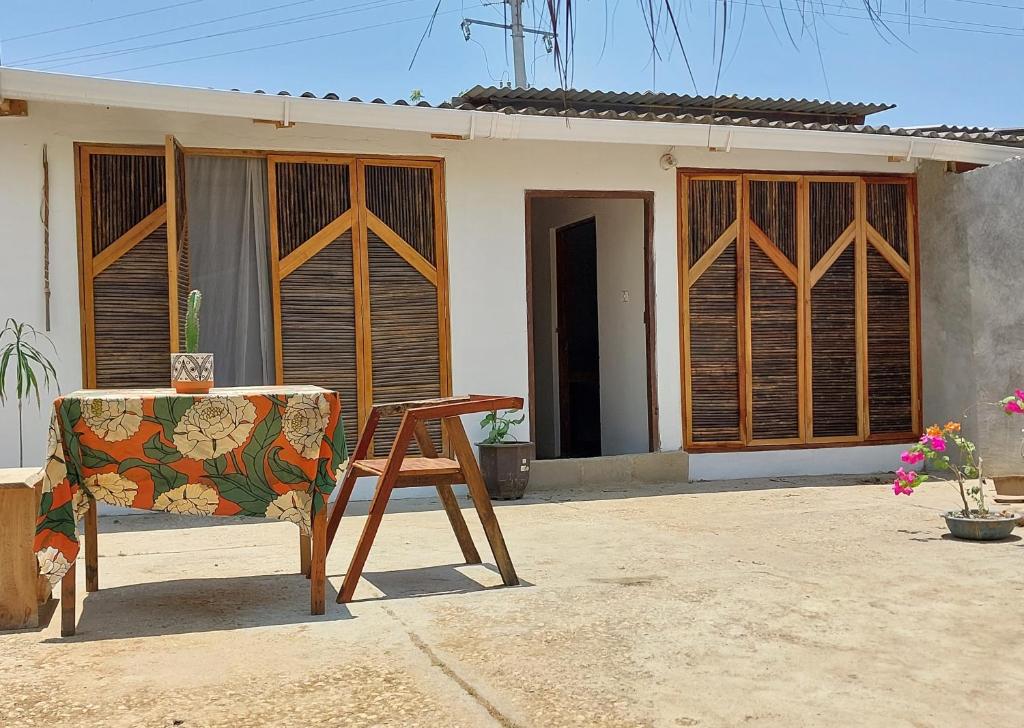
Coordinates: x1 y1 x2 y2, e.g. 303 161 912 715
186 156 274 386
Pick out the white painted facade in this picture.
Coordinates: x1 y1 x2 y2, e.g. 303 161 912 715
1 71 1019 483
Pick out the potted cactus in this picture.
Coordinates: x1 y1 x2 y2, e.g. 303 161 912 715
477 409 533 500
170 290 214 394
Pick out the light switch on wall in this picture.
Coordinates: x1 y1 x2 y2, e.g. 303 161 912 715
621 290 630 303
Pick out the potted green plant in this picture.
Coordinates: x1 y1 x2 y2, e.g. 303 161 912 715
170 290 213 394
0 319 59 466
477 409 533 500
893 420 1019 540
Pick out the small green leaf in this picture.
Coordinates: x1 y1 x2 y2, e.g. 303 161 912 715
119 458 187 498
79 443 117 469
268 446 307 484
153 396 194 440
204 455 228 476
241 404 281 488
143 432 182 464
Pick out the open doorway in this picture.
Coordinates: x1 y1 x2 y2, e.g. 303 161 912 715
526 191 657 460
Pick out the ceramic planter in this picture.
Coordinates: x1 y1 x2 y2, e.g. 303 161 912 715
170 352 214 394
943 511 1020 541
478 442 534 500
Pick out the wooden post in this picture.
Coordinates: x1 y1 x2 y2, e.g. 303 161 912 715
299 533 311 578
85 496 99 592
0 468 48 630
309 508 327 615
61 562 76 637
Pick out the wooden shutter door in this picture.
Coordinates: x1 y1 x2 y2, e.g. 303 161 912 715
864 178 919 436
806 178 861 441
79 145 171 388
166 136 190 351
744 176 802 444
359 160 450 450
269 156 361 441
682 175 743 446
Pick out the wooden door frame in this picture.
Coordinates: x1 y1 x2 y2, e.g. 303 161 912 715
524 189 659 454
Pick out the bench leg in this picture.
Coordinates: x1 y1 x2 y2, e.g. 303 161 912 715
61 561 76 637
299 533 311 578
325 409 380 555
413 421 481 565
85 497 98 592
310 509 327 615
445 416 519 587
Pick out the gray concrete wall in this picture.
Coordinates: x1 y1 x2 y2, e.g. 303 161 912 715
918 157 1024 475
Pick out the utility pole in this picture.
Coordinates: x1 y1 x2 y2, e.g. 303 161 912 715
508 0 528 89
462 0 554 89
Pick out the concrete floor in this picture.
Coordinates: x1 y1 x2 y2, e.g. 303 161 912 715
2 475 1022 727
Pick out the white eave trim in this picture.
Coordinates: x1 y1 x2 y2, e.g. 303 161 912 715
2 67 1019 166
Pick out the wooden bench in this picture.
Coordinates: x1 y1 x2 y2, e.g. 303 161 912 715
0 468 53 630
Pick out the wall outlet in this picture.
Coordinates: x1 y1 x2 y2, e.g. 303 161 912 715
621 290 630 303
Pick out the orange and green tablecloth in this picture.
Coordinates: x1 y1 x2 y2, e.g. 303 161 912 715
34 386 347 584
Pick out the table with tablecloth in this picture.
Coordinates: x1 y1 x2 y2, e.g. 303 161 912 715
34 385 347 585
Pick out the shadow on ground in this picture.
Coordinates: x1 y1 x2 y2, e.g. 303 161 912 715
345 562 533 603
46 573 353 642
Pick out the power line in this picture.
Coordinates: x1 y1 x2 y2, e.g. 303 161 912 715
11 0 325 65
94 6 474 76
30 0 421 71
4 0 207 42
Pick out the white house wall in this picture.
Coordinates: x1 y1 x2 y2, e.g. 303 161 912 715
0 100 914 480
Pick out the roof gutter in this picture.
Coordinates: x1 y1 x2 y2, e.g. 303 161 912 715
2 68 1019 166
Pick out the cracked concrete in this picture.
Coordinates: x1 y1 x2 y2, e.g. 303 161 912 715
2 475 1022 727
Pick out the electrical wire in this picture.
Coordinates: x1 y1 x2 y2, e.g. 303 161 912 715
94 5 475 76
29 0 422 71
4 1 208 42
11 0 326 65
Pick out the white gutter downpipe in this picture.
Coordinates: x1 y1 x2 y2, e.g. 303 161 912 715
3 68 1020 166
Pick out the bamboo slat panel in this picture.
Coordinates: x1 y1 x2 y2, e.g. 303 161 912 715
89 154 165 255
688 242 740 442
367 232 442 450
279 231 359 442
867 246 912 433
688 179 737 264
749 180 798 263
748 244 799 439
810 246 859 437
867 182 909 261
173 143 189 350
364 165 436 264
274 162 351 257
809 181 855 266
93 226 170 388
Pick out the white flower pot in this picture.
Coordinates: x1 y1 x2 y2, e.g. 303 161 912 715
170 352 214 394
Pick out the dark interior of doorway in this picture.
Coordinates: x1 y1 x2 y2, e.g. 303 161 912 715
556 217 602 457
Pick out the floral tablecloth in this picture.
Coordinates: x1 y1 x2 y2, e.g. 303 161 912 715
34 386 347 584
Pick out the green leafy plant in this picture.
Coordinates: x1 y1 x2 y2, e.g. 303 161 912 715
185 289 202 353
480 409 525 445
0 319 59 466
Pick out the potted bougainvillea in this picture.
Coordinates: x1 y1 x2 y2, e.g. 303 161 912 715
993 388 1024 498
894 418 1020 541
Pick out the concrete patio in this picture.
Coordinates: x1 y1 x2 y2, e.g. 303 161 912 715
2 475 1022 727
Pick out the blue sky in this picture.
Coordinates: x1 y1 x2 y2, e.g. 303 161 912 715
1 0 1021 127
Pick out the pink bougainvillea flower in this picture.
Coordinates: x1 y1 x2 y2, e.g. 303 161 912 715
892 481 914 496
901 449 924 465
919 433 946 451
1005 399 1024 415
1015 389 1024 401
892 468 917 495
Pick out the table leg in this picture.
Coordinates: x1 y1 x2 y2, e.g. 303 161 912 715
310 510 327 615
300 533 311 578
444 416 519 587
85 497 98 592
61 561 76 637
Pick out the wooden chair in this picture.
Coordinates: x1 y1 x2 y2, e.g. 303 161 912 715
323 394 522 603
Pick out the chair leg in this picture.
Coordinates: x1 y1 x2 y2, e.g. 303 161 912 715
445 416 519 587
85 496 98 592
61 561 76 637
337 415 416 603
325 409 380 555
310 509 327 615
413 421 481 565
299 533 311 578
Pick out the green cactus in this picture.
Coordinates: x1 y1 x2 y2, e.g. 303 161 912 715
185 289 202 353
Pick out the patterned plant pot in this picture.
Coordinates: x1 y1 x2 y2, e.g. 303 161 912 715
943 511 1020 541
170 352 214 394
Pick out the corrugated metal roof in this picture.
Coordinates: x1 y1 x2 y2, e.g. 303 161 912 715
455 85 895 118
242 89 1024 149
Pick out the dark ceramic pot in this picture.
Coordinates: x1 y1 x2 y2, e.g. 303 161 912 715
943 511 1019 541
477 442 534 500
